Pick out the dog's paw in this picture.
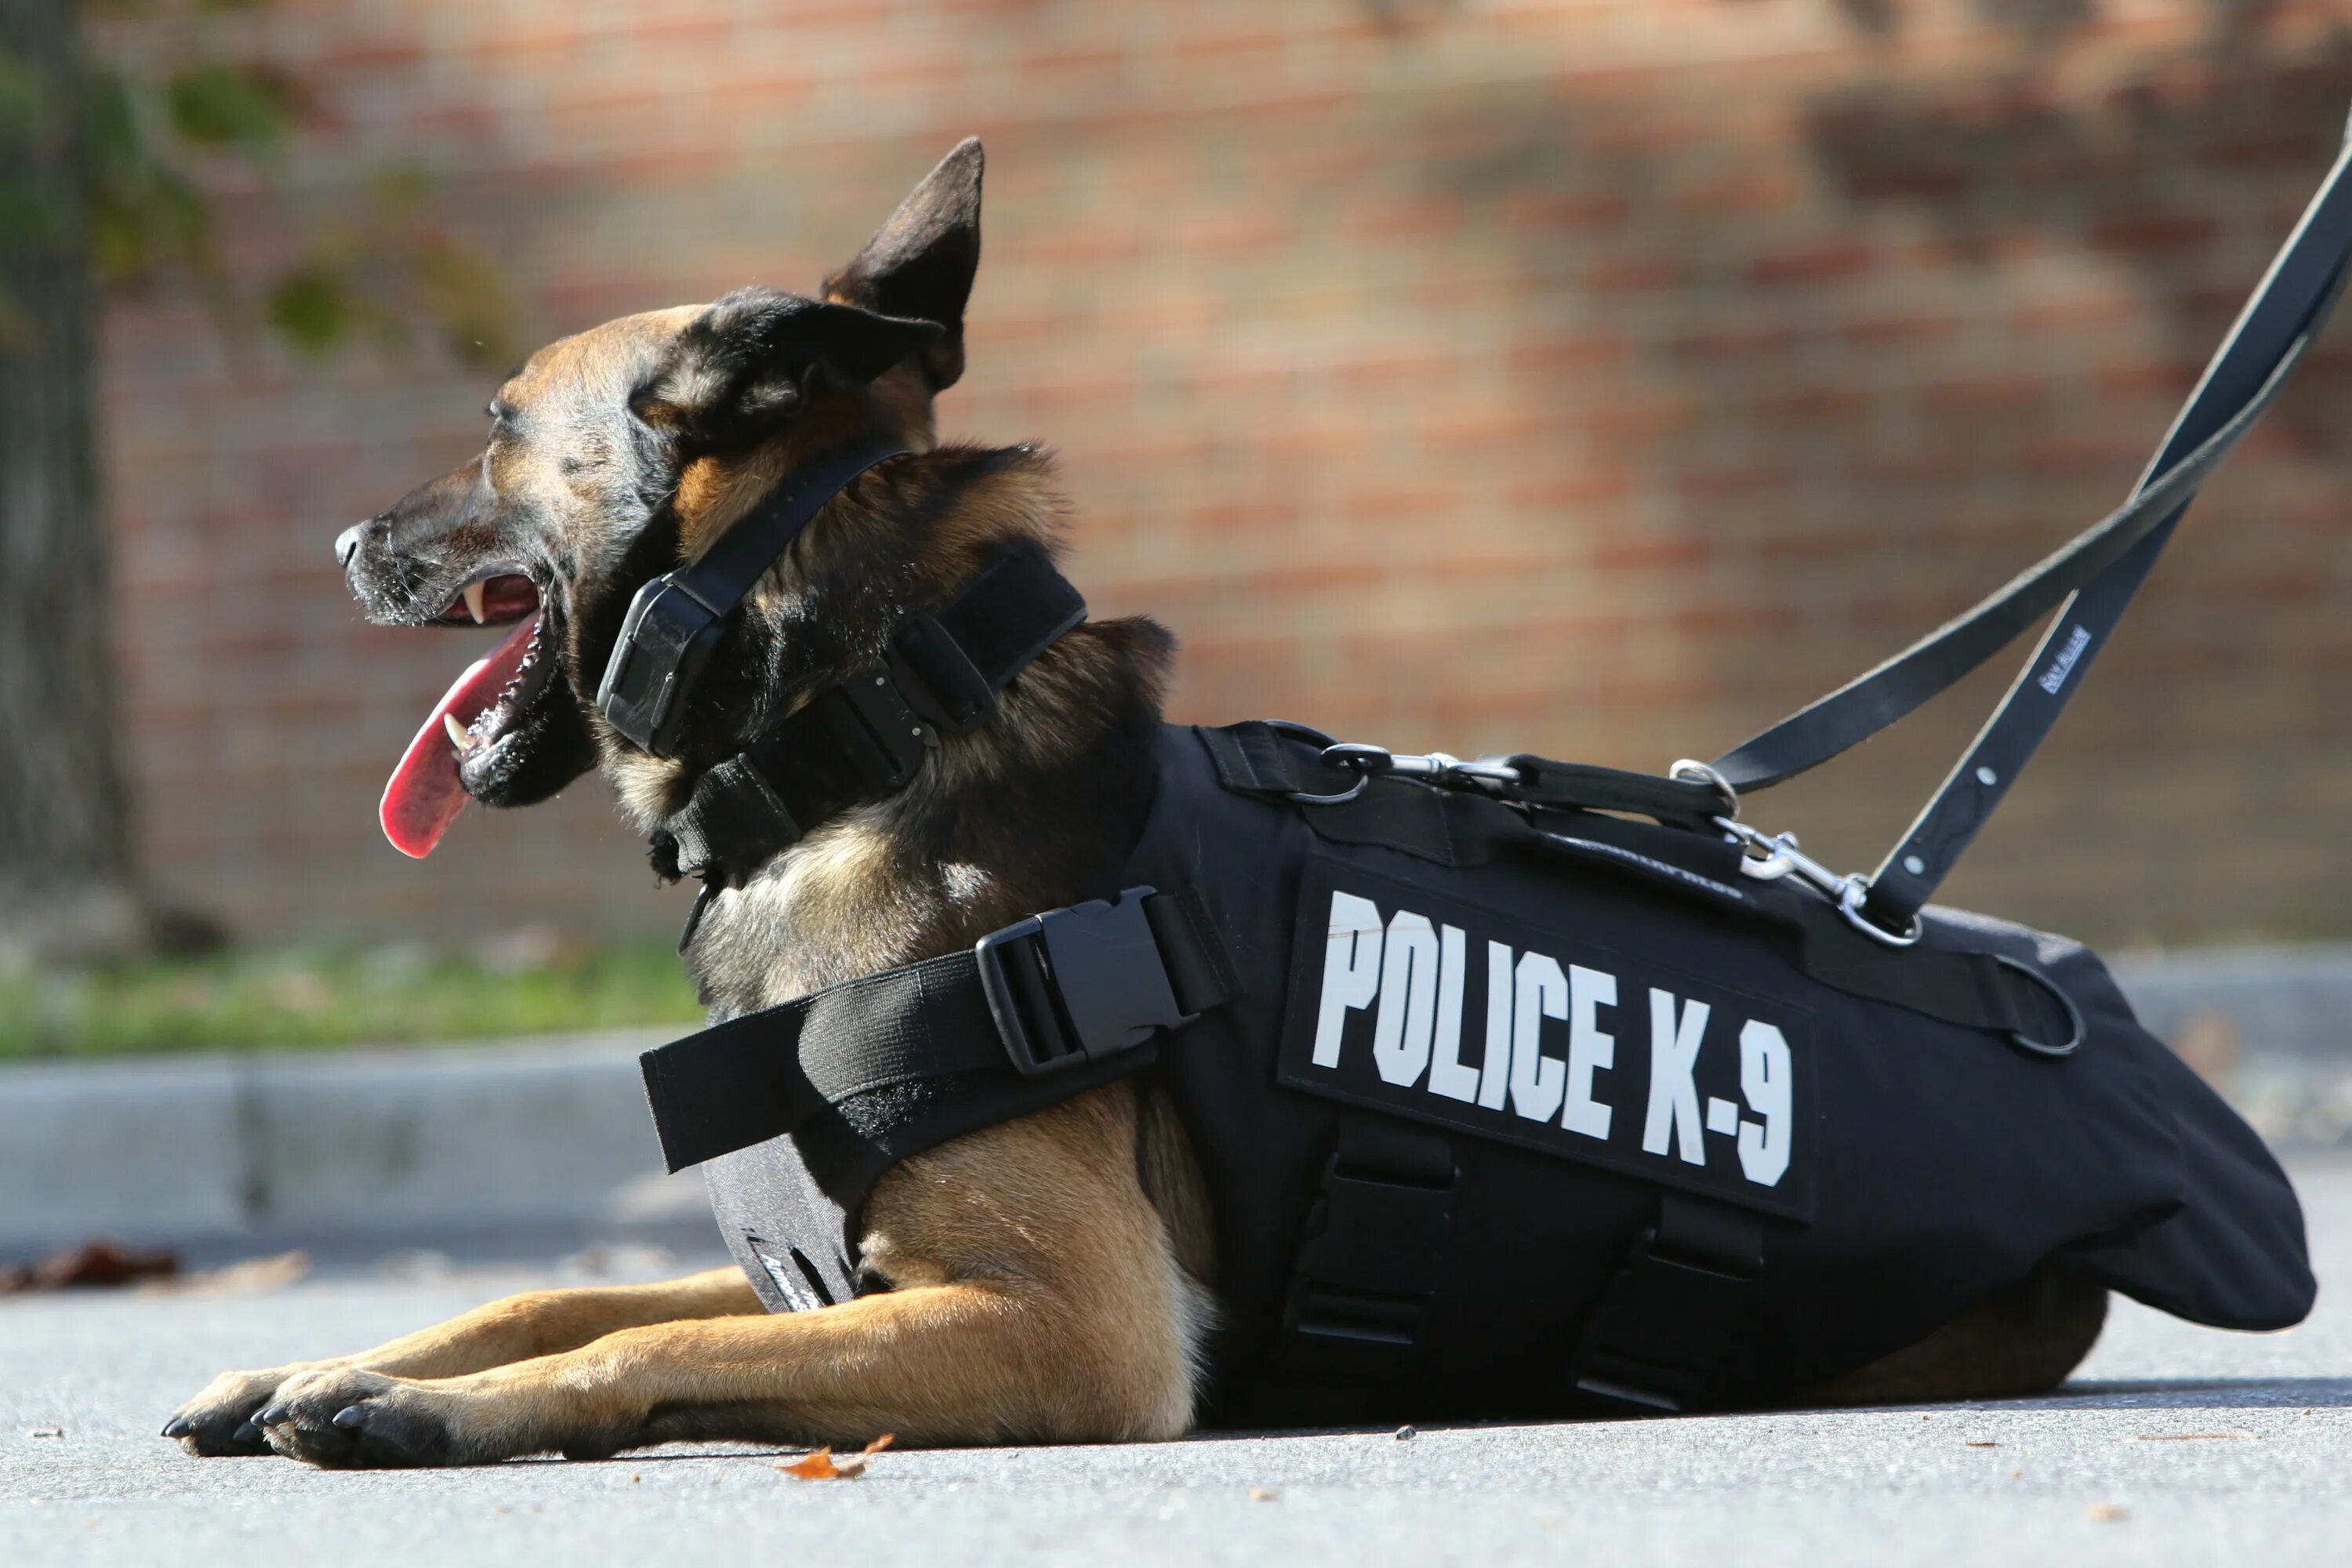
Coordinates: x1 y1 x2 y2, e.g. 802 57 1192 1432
162 1366 314 1457
249 1367 477 1468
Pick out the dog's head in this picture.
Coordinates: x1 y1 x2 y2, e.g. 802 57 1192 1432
339 140 985 857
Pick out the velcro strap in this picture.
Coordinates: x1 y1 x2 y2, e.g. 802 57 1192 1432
663 757 801 881
639 886 1232 1174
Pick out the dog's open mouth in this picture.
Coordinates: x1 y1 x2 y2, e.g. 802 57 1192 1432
379 572 560 858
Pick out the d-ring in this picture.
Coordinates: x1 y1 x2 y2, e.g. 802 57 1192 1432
1668 758 1740 822
1288 775 1370 806
1992 953 2085 1058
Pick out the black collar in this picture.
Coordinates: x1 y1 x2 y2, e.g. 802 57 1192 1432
650 539 1086 898
597 435 911 757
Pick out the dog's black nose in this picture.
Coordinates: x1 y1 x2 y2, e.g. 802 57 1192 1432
334 521 368 569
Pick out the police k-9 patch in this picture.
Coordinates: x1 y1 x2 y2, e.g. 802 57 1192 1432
1276 858 1817 1218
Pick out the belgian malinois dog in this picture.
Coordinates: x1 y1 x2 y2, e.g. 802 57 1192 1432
163 140 2105 1466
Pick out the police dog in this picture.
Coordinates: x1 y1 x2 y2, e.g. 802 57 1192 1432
163 140 2105 1466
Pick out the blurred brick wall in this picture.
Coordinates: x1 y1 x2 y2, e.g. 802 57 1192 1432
104 0 2352 949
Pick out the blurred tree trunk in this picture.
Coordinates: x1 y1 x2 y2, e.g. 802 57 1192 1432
0 0 147 966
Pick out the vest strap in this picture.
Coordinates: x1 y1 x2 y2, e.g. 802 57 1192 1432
639 885 1235 1174
1569 1192 1769 1414
655 543 1087 887
1252 1117 1455 1425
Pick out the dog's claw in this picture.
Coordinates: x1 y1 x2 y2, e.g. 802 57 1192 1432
257 1404 289 1426
233 1420 261 1444
162 1417 191 1439
332 1406 367 1430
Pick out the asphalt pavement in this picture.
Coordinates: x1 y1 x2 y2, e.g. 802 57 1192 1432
8 1159 2352 1566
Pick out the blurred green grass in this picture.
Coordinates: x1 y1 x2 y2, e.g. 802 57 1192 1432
0 939 703 1058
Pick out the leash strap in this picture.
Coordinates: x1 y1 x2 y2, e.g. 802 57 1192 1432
597 435 912 756
639 886 1236 1174
655 541 1087 887
1709 136 2352 930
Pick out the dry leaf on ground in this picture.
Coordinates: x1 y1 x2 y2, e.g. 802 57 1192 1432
0 1240 178 1294
778 1434 894 1480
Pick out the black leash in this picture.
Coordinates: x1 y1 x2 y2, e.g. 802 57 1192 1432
1706 131 2352 935
1264 128 2352 950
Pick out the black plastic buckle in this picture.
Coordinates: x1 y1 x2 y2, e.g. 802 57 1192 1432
833 670 934 788
1569 1196 1766 1414
1279 1151 1453 1381
889 612 999 737
597 573 728 757
975 887 1192 1076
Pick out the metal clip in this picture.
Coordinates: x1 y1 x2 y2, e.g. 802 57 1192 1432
1671 760 1919 948
1290 743 1525 806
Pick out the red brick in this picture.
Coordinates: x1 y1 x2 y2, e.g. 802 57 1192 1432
2085 212 2223 255
1743 239 1875 288
85 0 2352 949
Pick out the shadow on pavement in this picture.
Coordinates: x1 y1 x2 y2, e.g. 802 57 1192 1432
2009 1376 2352 1410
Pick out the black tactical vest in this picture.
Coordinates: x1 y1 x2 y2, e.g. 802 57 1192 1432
646 720 2314 1424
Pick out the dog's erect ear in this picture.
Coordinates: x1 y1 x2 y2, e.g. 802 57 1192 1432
822 137 983 391
634 287 944 448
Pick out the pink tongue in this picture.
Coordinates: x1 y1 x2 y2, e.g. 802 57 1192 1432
379 615 540 858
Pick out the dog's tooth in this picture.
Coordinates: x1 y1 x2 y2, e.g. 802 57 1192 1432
444 713 473 753
463 582 488 624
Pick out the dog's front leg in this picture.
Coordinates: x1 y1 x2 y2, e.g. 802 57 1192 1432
247 1088 1207 1466
249 1279 1186 1465
164 1267 761 1456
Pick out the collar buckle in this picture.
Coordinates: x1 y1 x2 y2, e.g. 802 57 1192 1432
597 575 727 756
888 611 1000 738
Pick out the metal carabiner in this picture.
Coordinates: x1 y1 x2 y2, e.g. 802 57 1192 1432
1675 759 1920 946
1837 879 1922 948
1287 742 1527 806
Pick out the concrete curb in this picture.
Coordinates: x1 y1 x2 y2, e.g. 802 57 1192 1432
0 1029 706 1259
4 946 2350 1258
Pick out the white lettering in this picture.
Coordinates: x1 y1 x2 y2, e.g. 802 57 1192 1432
1477 941 1513 1109
2037 623 2092 695
1562 964 1616 1140
1510 952 1569 1123
1737 1019 1793 1187
1642 989 1708 1165
1310 891 1384 1069
1425 925 1479 1102
1370 910 1441 1087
